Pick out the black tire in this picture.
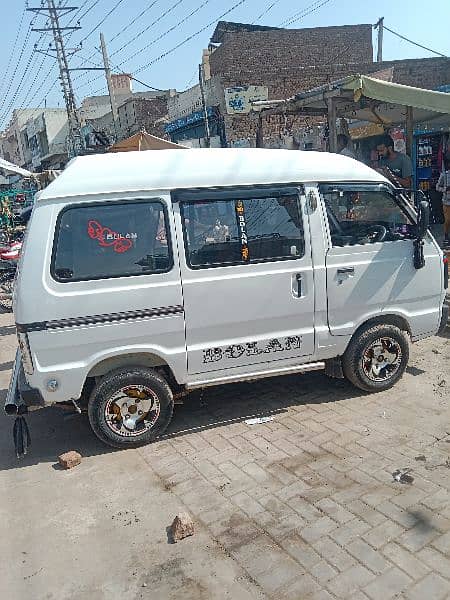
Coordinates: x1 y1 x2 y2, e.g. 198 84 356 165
342 324 409 393
88 366 174 449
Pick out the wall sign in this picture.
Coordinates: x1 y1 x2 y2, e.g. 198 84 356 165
224 86 269 115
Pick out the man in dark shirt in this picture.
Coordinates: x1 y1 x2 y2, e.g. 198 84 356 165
376 135 412 188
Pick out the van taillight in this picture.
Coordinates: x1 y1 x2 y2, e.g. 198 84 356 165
444 256 448 289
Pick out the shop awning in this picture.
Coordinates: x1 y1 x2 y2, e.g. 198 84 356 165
0 157 33 177
253 72 450 151
342 75 450 115
108 131 187 152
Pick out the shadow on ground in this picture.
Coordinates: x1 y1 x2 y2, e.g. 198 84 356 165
0 371 362 472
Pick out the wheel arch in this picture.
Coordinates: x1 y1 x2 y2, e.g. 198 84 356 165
84 352 180 392
351 313 411 343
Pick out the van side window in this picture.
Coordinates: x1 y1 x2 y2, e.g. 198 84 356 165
181 194 304 269
52 201 172 282
321 187 416 247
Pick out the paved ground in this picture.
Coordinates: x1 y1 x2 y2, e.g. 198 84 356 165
0 308 449 600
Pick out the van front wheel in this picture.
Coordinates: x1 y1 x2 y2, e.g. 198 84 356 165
342 324 409 393
88 367 174 448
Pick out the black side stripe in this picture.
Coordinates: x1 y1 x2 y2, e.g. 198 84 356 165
16 305 184 333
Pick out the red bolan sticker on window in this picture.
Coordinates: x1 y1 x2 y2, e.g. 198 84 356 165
87 220 136 253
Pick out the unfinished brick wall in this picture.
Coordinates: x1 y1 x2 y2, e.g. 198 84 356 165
118 97 169 139
210 24 373 82
209 24 373 146
381 57 450 90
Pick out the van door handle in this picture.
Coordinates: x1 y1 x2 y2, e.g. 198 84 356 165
337 267 355 275
295 273 302 297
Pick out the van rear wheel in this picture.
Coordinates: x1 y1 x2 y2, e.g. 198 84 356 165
342 324 409 392
88 367 174 449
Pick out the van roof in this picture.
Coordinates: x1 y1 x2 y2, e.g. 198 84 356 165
38 148 387 201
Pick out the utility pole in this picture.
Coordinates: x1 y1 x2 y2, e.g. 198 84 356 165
29 1 82 158
374 17 384 63
100 33 119 140
198 63 211 148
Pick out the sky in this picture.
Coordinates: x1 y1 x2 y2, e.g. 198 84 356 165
0 0 449 129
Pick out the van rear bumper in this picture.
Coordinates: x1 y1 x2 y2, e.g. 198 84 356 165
4 350 45 415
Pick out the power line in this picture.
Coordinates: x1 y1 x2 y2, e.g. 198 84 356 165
0 3 27 98
383 24 447 59
133 0 248 76
74 0 211 93
85 0 248 96
78 0 125 44
115 0 211 64
109 0 160 44
110 0 185 59
254 0 283 23
279 0 332 27
66 1 160 82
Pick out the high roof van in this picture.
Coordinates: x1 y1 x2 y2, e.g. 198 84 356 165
5 149 448 449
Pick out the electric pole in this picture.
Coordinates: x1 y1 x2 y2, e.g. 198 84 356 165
198 63 211 148
100 33 119 140
28 1 82 158
374 17 384 63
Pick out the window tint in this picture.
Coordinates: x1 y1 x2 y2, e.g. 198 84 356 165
181 194 304 268
52 201 172 282
322 187 415 247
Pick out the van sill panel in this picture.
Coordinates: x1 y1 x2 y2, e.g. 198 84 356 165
186 361 325 389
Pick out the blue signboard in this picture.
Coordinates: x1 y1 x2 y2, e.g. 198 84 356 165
165 107 215 133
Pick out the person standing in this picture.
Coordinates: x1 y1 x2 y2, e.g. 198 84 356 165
376 135 412 188
337 134 357 159
436 157 450 248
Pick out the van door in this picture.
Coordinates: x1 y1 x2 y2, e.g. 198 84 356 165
173 186 315 375
321 183 442 336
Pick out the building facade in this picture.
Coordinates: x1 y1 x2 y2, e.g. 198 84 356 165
165 21 450 150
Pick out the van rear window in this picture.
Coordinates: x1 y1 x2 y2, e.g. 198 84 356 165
52 201 172 282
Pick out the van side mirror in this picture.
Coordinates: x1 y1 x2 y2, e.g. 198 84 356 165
416 200 429 240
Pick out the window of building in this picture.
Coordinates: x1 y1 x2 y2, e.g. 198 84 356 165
52 200 172 282
321 185 416 247
181 192 304 269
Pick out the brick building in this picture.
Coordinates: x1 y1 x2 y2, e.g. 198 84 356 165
165 21 450 149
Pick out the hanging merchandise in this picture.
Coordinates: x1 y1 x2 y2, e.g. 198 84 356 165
414 131 449 225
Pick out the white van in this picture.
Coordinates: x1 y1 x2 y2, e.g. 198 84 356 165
5 149 448 449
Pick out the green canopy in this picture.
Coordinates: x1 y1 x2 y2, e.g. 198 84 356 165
342 74 450 115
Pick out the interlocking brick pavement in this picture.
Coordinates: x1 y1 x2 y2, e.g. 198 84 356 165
138 326 450 599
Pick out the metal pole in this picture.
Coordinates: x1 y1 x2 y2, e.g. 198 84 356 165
198 63 211 148
46 0 81 156
100 32 119 140
374 17 384 63
406 106 414 157
327 98 337 152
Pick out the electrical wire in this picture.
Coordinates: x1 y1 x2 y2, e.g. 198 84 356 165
254 0 283 23
382 24 447 58
74 0 212 92
115 0 211 64
0 2 27 99
279 0 332 27
78 0 126 45
110 0 185 59
133 0 248 76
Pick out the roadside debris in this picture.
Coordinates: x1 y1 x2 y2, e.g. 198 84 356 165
392 468 414 484
170 512 195 543
58 450 82 469
245 416 274 425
